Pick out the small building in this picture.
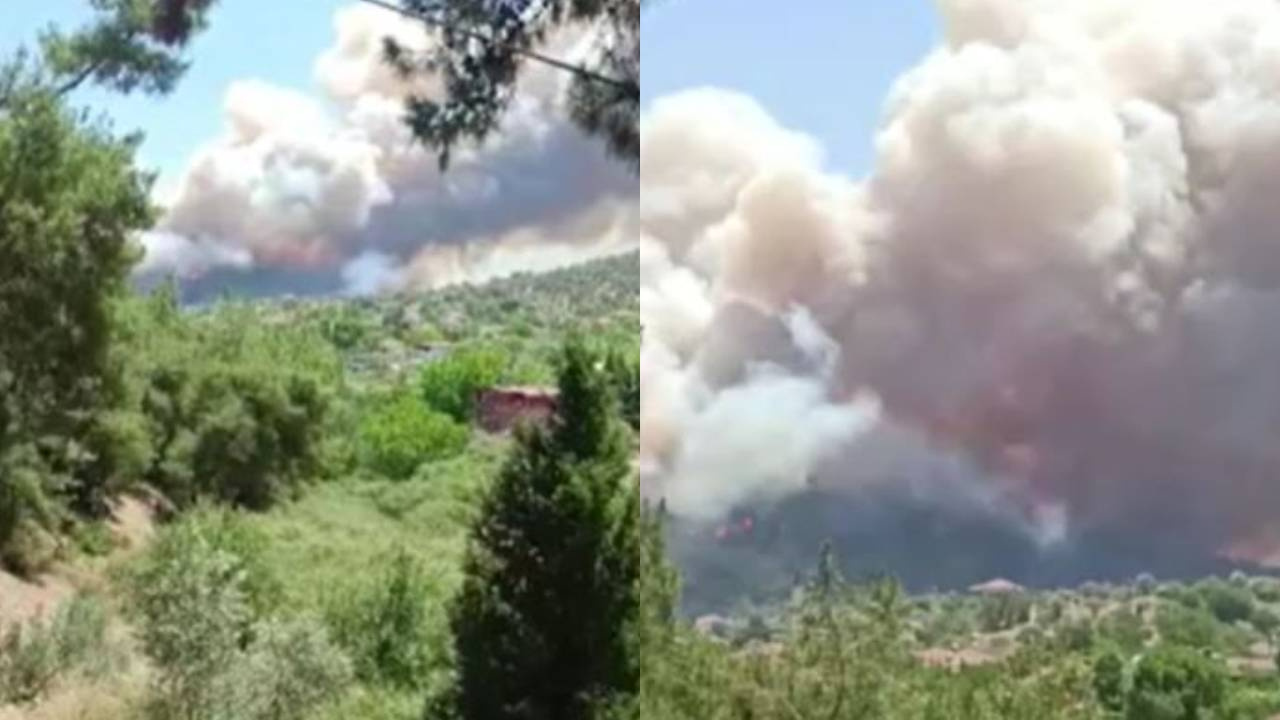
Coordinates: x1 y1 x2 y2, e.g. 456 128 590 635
968 578 1026 596
475 386 559 434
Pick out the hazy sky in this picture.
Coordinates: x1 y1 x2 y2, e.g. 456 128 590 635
642 0 940 175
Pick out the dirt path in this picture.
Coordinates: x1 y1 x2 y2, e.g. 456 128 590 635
0 496 156 627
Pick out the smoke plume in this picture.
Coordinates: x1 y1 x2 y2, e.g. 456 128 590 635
138 3 637 299
642 0 1280 610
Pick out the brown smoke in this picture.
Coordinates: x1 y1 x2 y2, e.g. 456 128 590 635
642 0 1280 603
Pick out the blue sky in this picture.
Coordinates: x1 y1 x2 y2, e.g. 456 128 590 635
1 0 351 183
642 0 940 175
3 2 942 182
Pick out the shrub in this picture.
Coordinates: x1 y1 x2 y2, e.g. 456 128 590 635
142 367 331 511
417 346 506 422
1224 687 1280 719
132 511 349 720
1252 579 1280 604
1199 579 1254 625
1135 574 1158 595
1251 607 1280 637
1093 649 1126 712
1156 604 1223 650
1126 646 1227 720
359 395 469 480
0 592 117 705
1099 608 1151 655
326 548 439 690
0 445 64 576
223 617 353 720
978 593 1032 633
1057 620 1095 653
131 519 258 718
118 296 344 516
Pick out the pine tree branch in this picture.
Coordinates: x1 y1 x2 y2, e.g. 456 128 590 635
53 58 106 98
356 0 638 98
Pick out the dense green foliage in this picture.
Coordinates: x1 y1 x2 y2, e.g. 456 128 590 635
112 288 344 513
0 87 153 573
327 548 439 691
417 347 506 423
360 394 469 480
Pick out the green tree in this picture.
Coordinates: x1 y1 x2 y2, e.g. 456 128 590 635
1126 647 1226 720
360 393 469 479
0 0 214 572
418 346 506 422
377 0 640 170
0 90 153 569
1 0 215 111
436 337 646 719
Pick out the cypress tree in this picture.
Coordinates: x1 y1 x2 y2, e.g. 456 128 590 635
438 336 650 720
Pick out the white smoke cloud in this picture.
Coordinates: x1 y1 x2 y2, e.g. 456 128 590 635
140 3 636 298
656 308 877 521
643 0 1280 573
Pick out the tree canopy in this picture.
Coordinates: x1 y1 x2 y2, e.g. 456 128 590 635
0 0 216 112
378 0 641 171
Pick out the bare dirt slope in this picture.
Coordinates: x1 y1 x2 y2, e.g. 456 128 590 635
0 496 156 627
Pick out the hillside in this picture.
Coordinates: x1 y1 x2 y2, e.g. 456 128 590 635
0 251 639 719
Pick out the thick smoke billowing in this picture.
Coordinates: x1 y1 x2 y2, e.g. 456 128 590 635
642 0 1280 611
137 4 637 299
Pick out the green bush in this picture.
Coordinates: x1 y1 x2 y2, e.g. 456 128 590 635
113 294 344 515
223 617 354 720
1099 608 1151 655
417 346 506 422
1198 580 1255 625
326 548 440 690
359 395 469 480
1223 687 1280 719
131 510 349 720
1252 579 1280 604
1126 646 1227 720
1251 607 1280 637
141 366 331 511
978 592 1032 633
1156 604 1224 650
1093 649 1126 712
0 444 65 575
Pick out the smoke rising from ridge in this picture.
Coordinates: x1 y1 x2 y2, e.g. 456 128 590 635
641 0 1280 608
137 4 637 299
